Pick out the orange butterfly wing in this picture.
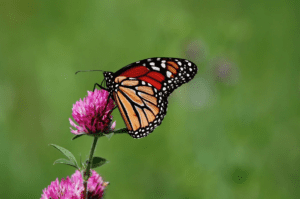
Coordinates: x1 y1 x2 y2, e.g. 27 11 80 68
104 57 197 138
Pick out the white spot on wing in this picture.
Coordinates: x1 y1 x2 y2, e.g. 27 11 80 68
152 66 160 71
166 71 172 78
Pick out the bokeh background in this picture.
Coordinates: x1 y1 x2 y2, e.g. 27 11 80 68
1 0 300 198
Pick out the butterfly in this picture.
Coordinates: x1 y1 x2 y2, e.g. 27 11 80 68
97 57 197 139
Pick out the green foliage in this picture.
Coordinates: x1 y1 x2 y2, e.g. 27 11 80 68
1 0 300 198
50 144 79 169
105 128 128 140
53 158 79 169
72 134 84 140
90 157 108 169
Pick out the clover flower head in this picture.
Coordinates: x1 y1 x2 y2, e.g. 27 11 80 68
69 89 115 135
41 170 107 199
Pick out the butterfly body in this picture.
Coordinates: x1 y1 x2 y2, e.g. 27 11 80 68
103 57 197 138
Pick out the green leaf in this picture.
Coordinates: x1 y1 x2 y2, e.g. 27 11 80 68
53 158 79 169
114 128 128 134
90 156 108 169
50 144 79 168
105 132 114 140
104 128 128 139
79 154 85 169
72 134 84 140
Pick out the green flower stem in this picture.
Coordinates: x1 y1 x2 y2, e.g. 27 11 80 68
83 136 99 199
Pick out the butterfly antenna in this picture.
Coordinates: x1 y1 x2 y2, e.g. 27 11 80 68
75 70 105 75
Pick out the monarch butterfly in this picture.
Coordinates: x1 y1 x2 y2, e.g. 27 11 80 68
97 57 197 139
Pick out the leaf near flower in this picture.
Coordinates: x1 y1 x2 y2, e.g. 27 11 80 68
72 134 84 140
53 158 79 169
50 144 79 168
90 157 108 169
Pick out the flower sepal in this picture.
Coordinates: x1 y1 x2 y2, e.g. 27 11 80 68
72 120 118 140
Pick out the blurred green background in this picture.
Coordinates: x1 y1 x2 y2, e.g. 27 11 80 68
1 0 300 198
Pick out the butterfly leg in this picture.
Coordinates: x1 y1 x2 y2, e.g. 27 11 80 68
93 83 108 91
98 93 114 133
102 93 113 115
106 106 118 117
